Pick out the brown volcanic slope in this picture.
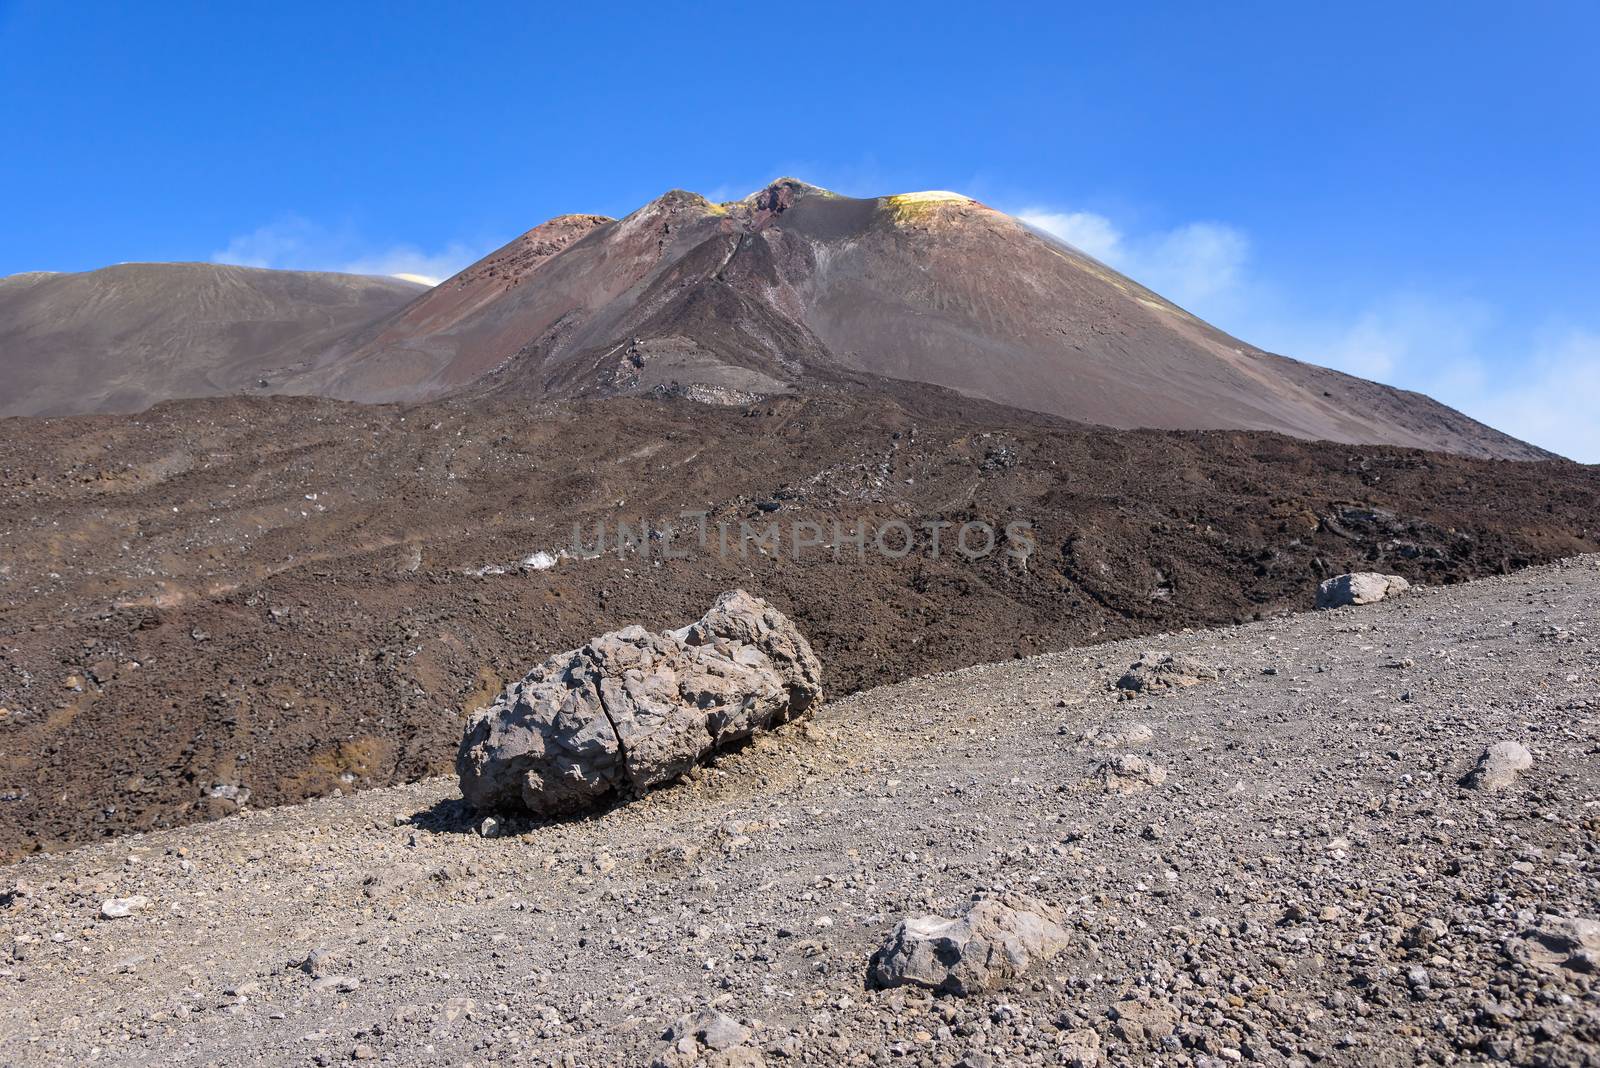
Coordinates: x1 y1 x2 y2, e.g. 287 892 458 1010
1 385 1596 858
0 263 423 416
278 180 1545 459
281 213 615 401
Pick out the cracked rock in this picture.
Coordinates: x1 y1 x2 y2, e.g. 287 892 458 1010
1097 754 1168 793
1109 997 1180 1045
1505 915 1600 974
456 590 821 817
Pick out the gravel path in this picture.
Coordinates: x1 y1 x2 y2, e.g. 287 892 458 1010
3 558 1597 1067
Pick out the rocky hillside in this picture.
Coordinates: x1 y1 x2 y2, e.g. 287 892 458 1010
1 556 1595 1066
1 387 1596 859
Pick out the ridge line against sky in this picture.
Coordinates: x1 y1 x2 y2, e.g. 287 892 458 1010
1 1 1596 459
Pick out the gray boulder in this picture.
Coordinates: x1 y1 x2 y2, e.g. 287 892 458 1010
869 892 1071 995
1462 740 1534 791
1316 572 1411 609
457 590 821 817
1115 652 1217 694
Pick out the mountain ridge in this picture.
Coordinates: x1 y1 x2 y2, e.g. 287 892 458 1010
0 181 1553 460
0 262 423 417
423 179 1548 460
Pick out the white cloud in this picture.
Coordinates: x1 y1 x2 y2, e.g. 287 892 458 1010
1478 330 1600 463
1292 310 1600 463
1288 296 1494 383
332 247 479 287
1017 210 1123 262
211 214 483 286
1015 202 1599 462
1143 222 1249 307
1471 330 1600 464
1018 209 1248 311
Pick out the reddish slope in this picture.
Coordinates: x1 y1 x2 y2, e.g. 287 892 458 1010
284 214 613 401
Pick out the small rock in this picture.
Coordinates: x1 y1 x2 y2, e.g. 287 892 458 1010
302 948 335 977
1109 997 1179 1045
1058 1028 1101 1067
1462 741 1533 790
1315 572 1410 609
656 1009 759 1067
1097 754 1167 793
99 896 150 919
363 862 424 900
870 892 1071 995
1116 652 1218 694
1402 918 1445 948
694 1011 749 1052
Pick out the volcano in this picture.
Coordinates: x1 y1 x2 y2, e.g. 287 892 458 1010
268 179 1546 459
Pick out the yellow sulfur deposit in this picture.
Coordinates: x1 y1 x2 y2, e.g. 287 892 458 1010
881 190 977 223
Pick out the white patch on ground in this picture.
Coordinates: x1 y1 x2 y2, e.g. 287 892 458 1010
891 190 974 204
464 548 576 578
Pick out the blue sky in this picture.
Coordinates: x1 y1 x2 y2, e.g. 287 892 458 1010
2 2 1597 459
